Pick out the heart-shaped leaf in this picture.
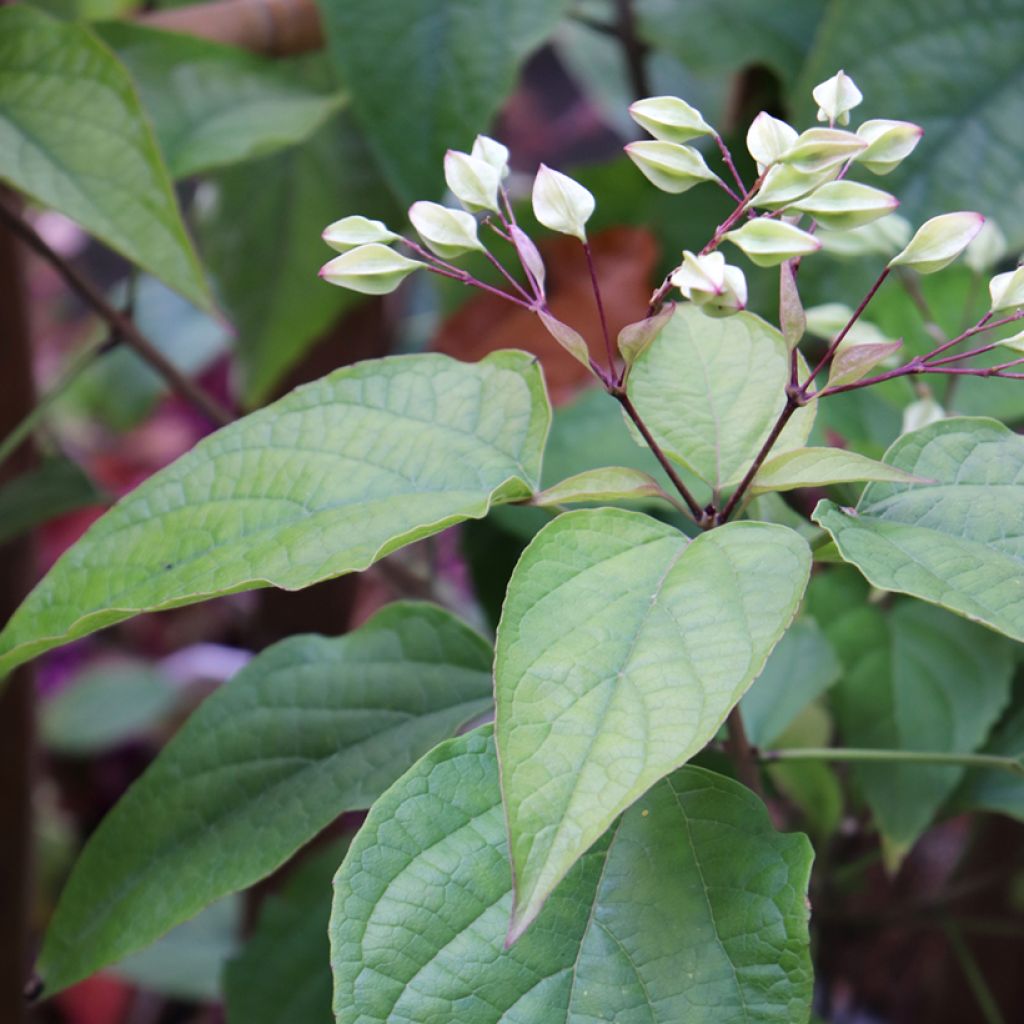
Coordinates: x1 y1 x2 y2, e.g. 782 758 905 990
495 508 811 939
813 417 1024 641
627 303 816 488
332 728 814 1024
0 351 549 679
34 602 492 996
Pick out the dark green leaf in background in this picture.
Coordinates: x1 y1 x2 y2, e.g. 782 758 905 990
35 602 494 995
332 728 814 1024
0 6 210 307
96 22 346 179
318 0 571 203
0 457 107 547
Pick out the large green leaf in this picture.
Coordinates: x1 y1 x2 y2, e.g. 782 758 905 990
0 351 548 678
96 23 345 179
830 599 1014 864
332 728 814 1024
627 304 816 490
0 6 210 307
813 418 1024 642
197 106 396 406
637 0 826 83
318 0 569 203
797 0 1024 248
495 508 811 939
224 840 346 1024
34 601 493 996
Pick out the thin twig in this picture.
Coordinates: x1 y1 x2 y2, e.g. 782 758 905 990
613 0 652 100
583 240 617 374
714 134 748 198
401 239 533 309
0 198 233 427
724 706 765 798
759 746 1024 777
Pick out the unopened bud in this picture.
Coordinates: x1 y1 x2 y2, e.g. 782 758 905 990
902 398 946 435
624 140 720 193
746 112 798 171
989 266 1024 312
855 119 923 175
322 215 398 253
889 212 985 274
751 162 839 210
699 265 748 317
471 135 510 179
780 127 867 174
319 243 422 294
818 214 911 257
723 219 821 267
965 219 1008 274
408 201 483 259
444 150 501 214
509 224 546 295
812 70 863 126
532 164 595 242
805 303 892 348
793 181 899 231
670 250 726 297
628 95 713 142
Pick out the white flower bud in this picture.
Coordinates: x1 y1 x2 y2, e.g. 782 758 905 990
812 70 863 126
628 95 713 142
746 112 798 171
471 135 510 180
699 264 748 317
444 150 501 214
538 310 591 368
624 140 720 193
723 219 822 267
889 212 986 274
994 327 1024 354
805 303 892 348
989 265 1024 312
319 243 422 295
408 201 483 259
855 119 923 175
322 215 398 253
901 398 946 435
792 181 899 231
531 164 595 242
751 162 840 210
818 214 912 257
670 250 726 298
965 219 1008 274
780 127 867 173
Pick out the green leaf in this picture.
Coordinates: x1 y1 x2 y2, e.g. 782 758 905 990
224 840 346 1024
95 23 345 179
637 0 826 83
111 897 241 1002
813 418 1024 642
41 662 177 756
197 107 396 405
0 351 548 677
741 618 841 748
332 728 815 1023
34 601 494 996
830 599 1014 864
750 446 926 495
627 304 816 490
319 0 569 203
0 457 107 547
796 0 1024 248
0 6 210 307
530 466 670 507
954 685 1024 822
495 507 811 939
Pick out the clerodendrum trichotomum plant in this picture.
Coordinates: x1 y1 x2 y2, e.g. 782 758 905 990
8 70 1024 1022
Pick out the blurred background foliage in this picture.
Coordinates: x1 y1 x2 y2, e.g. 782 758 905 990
1 1 1024 1023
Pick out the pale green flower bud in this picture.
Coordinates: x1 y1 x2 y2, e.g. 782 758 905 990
855 119 923 175
700 265 748 317
901 398 946 435
780 127 867 173
965 219 1008 274
628 95 713 143
531 164 595 242
538 310 591 368
408 201 483 259
818 214 912 257
751 162 839 210
444 149 501 214
723 219 821 267
471 135 510 180
889 212 985 274
746 111 798 171
319 243 422 295
812 70 863 126
322 215 398 253
805 303 893 348
994 327 1024 354
670 250 726 298
624 140 720 193
989 265 1024 312
792 181 899 231
509 224 546 294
